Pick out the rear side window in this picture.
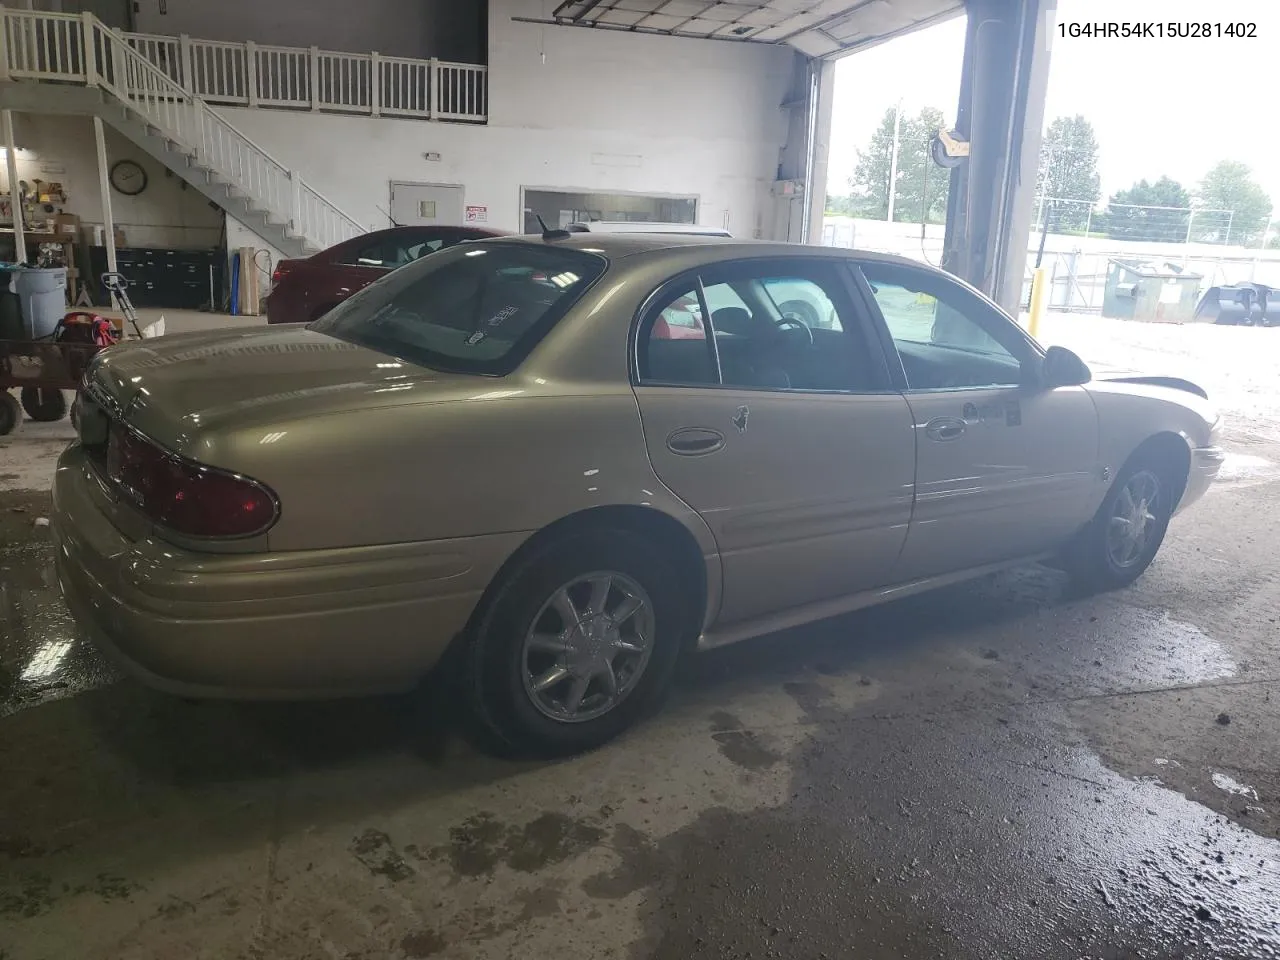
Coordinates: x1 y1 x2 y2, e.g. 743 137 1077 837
342 234 453 269
311 243 605 375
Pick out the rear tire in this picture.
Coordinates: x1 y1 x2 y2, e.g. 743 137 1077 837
463 528 689 758
1064 455 1179 593
20 387 68 423
0 391 20 436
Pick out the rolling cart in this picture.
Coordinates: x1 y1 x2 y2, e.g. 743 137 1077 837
0 272 144 436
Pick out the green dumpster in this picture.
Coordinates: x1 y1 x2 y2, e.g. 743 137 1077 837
1102 259 1203 324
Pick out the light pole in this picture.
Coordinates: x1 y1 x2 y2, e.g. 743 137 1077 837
886 98 903 223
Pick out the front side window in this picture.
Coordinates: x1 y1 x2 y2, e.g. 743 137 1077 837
312 243 605 375
637 261 878 392
762 277 843 331
404 238 446 261
860 261 1029 390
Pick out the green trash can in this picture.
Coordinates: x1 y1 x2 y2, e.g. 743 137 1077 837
1102 259 1203 324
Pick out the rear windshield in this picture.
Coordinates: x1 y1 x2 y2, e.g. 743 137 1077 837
309 242 606 375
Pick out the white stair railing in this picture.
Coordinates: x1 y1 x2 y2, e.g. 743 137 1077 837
0 7 365 252
118 28 487 121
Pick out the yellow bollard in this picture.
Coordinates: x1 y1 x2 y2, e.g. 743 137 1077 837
1027 266 1048 340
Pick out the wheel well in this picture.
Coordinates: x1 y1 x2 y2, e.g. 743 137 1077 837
450 505 710 662
1125 431 1192 508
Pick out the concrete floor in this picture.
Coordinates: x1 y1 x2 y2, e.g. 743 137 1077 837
1 314 1278 959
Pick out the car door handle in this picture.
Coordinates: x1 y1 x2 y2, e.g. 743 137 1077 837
666 427 726 456
924 417 966 442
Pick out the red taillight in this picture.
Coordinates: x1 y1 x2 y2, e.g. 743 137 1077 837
270 260 296 292
106 428 277 538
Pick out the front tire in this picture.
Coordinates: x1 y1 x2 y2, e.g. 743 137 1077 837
464 529 688 757
1065 457 1177 592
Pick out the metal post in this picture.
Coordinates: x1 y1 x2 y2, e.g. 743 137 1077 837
1028 266 1048 339
1034 199 1051 268
1084 205 1092 239
245 40 258 107
886 98 902 222
92 115 118 299
370 51 380 117
1184 209 1195 245
3 109 26 265
309 45 320 111
1224 211 1234 247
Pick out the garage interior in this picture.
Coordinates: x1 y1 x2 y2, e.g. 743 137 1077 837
2 1 1279 958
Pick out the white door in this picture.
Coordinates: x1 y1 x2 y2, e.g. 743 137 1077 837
389 182 464 227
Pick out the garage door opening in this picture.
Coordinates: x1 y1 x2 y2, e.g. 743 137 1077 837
522 189 697 233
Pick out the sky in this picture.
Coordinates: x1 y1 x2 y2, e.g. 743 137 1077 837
827 0 1280 207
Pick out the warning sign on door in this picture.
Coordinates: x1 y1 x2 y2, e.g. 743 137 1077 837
465 205 488 223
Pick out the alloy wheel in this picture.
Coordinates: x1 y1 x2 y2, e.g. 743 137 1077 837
1106 469 1162 569
520 571 656 723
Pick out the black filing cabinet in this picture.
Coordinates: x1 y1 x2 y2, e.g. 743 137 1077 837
87 247 223 310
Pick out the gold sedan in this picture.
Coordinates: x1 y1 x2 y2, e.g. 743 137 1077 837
52 234 1224 755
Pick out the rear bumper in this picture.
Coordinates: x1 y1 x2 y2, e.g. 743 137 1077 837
263 286 307 325
52 445 525 699
1176 445 1225 514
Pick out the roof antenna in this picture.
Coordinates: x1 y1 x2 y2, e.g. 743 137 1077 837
536 214 571 241
377 205 401 228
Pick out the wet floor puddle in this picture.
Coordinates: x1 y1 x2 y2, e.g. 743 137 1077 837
0 540 116 717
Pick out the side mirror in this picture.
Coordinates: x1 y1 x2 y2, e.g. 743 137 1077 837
1040 345 1092 388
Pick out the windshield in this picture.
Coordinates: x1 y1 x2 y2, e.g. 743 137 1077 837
309 242 606 375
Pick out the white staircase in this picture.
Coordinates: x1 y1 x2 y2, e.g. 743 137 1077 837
0 8 365 258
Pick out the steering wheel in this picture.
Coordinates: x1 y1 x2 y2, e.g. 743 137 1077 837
778 299 821 328
774 314 814 346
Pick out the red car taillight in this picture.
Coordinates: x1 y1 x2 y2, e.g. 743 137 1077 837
106 427 278 538
270 260 296 292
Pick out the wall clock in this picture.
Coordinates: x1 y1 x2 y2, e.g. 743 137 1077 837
110 159 148 196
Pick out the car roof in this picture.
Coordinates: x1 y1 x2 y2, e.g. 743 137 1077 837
568 221 732 236
326 225 506 250
483 232 935 270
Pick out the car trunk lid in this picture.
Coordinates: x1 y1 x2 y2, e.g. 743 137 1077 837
85 325 484 457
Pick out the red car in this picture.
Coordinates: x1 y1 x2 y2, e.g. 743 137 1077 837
266 225 507 324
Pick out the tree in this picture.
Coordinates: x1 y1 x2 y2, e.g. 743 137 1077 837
1102 176 1190 241
1036 115 1101 231
845 105 950 224
824 194 858 217
1193 161 1272 245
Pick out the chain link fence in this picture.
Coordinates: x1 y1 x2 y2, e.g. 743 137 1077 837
1033 197 1236 246
823 197 1279 315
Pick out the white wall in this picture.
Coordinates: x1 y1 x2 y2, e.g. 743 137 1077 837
221 0 796 240
2 114 222 249
133 0 484 62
